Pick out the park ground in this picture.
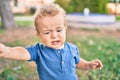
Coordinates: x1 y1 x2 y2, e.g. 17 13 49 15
0 26 120 80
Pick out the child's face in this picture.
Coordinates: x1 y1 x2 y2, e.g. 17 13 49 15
37 13 67 49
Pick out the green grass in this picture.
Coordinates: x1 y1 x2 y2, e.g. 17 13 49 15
79 27 100 32
116 16 120 21
0 32 120 80
67 36 120 80
14 14 33 16
0 28 6 34
0 21 33 29
16 21 34 27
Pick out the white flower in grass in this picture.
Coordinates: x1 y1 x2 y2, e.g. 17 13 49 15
88 40 94 46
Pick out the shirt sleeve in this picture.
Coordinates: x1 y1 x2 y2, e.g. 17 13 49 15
68 42 80 64
74 47 80 64
26 43 39 61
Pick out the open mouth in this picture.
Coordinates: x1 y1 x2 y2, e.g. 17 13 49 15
52 40 60 45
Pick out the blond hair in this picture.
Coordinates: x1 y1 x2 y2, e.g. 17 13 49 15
34 3 66 33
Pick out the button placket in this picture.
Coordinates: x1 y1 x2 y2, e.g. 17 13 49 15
61 61 64 64
61 49 65 72
57 49 65 72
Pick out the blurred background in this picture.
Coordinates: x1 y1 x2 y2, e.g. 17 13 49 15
0 0 120 80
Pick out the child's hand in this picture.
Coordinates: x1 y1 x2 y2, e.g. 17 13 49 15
0 43 7 57
89 59 103 70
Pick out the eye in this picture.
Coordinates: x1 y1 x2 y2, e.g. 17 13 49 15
44 32 50 34
57 29 62 32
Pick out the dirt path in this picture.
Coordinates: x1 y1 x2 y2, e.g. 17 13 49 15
0 28 35 43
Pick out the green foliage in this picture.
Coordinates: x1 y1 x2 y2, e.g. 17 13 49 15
6 75 16 80
0 69 16 80
55 0 71 11
116 16 120 21
30 7 36 14
56 0 109 13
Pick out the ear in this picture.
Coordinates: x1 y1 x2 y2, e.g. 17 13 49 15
36 33 44 43
35 31 39 37
36 32 42 40
36 32 39 37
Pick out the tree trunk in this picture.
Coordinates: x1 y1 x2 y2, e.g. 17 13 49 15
0 0 16 29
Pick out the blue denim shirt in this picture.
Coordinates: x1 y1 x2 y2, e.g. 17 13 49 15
26 42 80 80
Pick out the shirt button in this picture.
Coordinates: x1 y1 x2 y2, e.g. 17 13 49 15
61 61 64 64
58 50 61 53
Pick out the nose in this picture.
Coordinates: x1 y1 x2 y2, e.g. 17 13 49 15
51 31 58 39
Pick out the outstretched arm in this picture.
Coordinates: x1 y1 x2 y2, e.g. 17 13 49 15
0 43 30 60
76 58 103 70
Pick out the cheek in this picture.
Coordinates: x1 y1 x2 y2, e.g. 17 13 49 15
41 35 51 42
59 32 66 39
37 34 47 42
62 30 66 37
41 36 48 40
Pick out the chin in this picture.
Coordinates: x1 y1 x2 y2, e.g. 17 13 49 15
47 42 64 49
49 45 60 49
53 45 64 49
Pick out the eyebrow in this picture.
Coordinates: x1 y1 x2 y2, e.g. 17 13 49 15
44 30 52 32
56 25 64 28
43 25 64 31
56 27 63 29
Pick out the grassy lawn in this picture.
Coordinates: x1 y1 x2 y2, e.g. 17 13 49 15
16 21 34 27
0 21 34 28
0 31 120 80
0 17 120 79
68 36 120 80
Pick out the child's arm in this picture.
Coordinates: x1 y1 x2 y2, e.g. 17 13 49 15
76 58 103 70
0 43 30 60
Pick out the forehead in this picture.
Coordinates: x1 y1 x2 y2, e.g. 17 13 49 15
38 13 65 30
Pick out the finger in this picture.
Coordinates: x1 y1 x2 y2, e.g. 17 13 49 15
94 60 103 69
90 62 98 69
99 67 102 70
91 61 102 69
